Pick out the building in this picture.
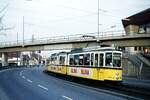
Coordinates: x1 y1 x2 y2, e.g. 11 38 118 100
122 8 150 53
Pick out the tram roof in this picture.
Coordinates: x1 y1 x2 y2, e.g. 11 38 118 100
69 46 116 54
51 51 68 57
50 47 120 56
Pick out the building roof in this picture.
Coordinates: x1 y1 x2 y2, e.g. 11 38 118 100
122 8 150 27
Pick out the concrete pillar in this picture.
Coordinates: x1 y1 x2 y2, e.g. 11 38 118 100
20 53 24 66
2 52 8 67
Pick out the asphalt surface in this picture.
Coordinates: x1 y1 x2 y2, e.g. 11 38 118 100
0 67 138 100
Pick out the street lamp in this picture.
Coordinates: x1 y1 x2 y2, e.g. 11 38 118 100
22 0 33 47
97 0 100 37
22 16 24 47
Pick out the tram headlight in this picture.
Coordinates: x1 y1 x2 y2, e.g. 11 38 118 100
116 72 119 80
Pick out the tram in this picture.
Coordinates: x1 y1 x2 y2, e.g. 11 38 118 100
47 46 122 81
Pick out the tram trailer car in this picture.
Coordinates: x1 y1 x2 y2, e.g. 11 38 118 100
47 47 122 82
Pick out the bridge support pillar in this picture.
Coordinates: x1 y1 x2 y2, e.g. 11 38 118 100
2 52 8 67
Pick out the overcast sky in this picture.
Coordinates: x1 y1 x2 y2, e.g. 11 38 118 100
0 0 149 42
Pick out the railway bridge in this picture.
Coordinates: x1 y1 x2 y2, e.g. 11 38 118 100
0 32 150 66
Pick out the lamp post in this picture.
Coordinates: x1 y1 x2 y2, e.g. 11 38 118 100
22 16 24 47
17 32 18 66
97 0 100 38
22 0 33 47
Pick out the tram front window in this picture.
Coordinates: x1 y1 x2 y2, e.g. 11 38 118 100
113 53 121 67
105 53 112 66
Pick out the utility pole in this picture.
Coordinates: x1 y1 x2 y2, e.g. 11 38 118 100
32 34 34 42
97 0 99 38
17 32 18 44
17 32 18 66
22 16 24 47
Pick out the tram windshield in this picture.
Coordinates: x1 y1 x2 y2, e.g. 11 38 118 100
105 52 121 67
113 53 121 67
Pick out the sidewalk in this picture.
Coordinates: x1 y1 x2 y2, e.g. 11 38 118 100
122 76 150 89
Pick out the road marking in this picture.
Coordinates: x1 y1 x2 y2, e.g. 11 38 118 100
27 79 32 83
62 95 73 100
22 76 25 79
37 84 48 91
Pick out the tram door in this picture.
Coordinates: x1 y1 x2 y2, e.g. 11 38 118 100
99 53 104 80
91 53 94 66
99 53 104 67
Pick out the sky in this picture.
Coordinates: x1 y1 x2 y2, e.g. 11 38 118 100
0 0 150 42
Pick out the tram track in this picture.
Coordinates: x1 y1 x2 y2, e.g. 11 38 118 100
105 82 150 99
44 70 150 100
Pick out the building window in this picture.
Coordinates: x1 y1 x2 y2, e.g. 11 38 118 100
146 26 150 33
139 25 146 34
139 47 141 51
134 46 137 51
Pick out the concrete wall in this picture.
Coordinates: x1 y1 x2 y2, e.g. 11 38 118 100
122 55 150 80
125 25 139 35
122 57 139 77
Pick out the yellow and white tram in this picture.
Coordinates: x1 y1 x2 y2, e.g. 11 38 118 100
47 47 122 81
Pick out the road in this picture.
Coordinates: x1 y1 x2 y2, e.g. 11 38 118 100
0 67 137 100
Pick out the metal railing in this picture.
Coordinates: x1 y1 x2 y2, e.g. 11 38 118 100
0 30 149 48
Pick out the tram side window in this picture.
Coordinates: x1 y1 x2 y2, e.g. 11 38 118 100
69 55 74 65
74 55 79 65
79 54 84 66
50 57 54 65
91 53 94 66
95 54 98 67
99 53 104 66
84 54 90 66
59 56 65 65
54 57 57 65
105 53 112 66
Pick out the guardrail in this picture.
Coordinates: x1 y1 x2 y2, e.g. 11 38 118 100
0 31 149 48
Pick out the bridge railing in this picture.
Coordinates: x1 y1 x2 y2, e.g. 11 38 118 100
0 30 129 48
